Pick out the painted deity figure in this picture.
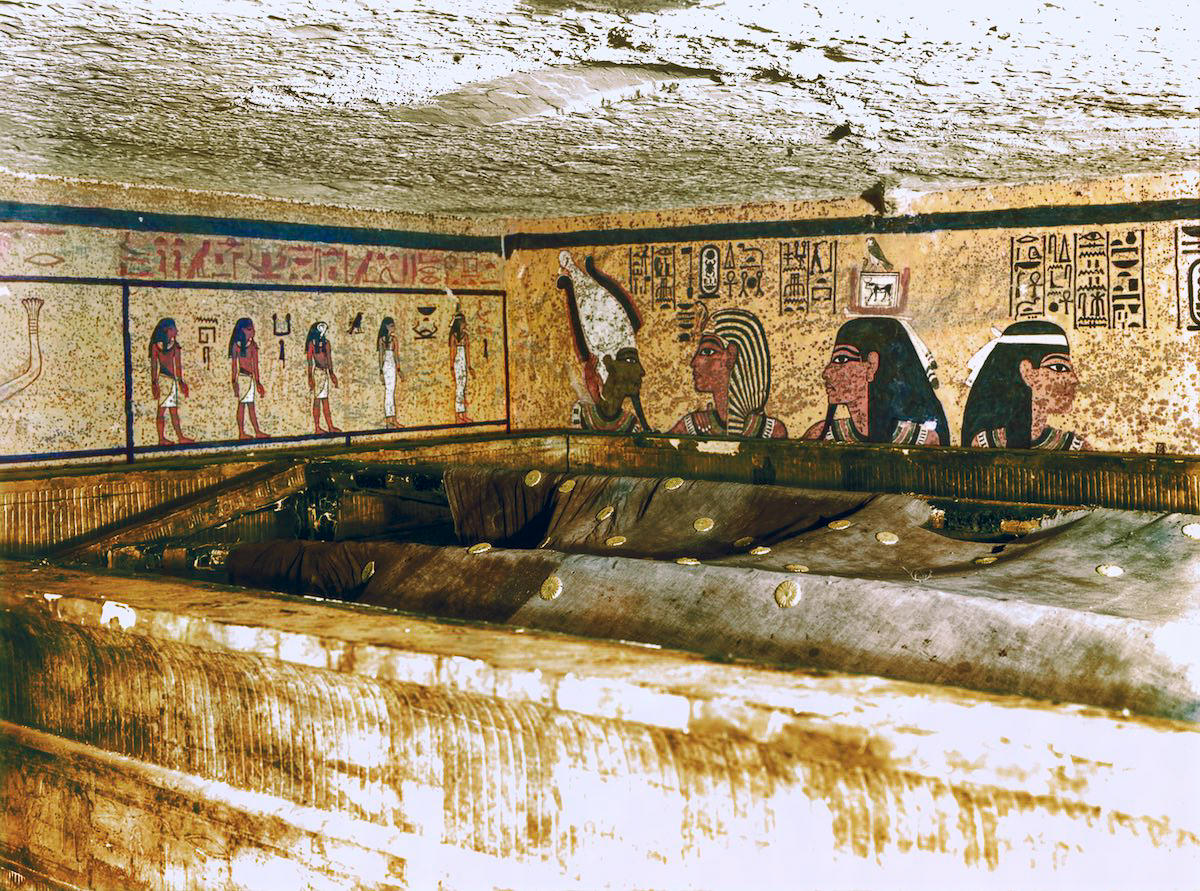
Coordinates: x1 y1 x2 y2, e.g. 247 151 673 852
669 308 787 438
377 316 403 429
306 321 340 434
803 317 948 445
557 250 650 433
448 304 471 424
228 317 269 440
149 318 194 446
961 321 1088 450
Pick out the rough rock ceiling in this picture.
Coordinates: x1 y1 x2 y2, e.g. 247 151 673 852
2 0 1196 219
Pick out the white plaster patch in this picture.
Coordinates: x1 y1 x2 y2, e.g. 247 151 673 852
556 675 689 730
99 600 136 630
695 440 740 455
41 592 61 602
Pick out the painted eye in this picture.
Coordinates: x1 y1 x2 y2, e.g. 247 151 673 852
1045 362 1072 372
830 355 855 364
697 347 716 356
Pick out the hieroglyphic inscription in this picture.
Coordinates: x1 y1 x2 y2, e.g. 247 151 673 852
652 247 676 312
779 239 838 314
628 245 678 310
629 246 651 301
1073 231 1110 328
718 243 765 301
195 317 218 368
117 233 496 289
1105 230 1146 330
698 245 721 299
1009 229 1144 330
1175 225 1200 331
444 253 501 289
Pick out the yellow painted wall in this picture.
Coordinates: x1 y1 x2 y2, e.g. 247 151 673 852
504 174 1200 454
0 173 507 465
3 171 1198 465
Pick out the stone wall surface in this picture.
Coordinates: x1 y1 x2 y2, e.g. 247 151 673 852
1 561 1198 888
504 173 1200 455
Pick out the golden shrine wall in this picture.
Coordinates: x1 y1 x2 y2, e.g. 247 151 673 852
504 175 1200 455
0 175 507 466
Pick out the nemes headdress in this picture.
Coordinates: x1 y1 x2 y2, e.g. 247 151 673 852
705 308 772 435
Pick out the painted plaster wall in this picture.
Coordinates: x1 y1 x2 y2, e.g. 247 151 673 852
0 173 508 466
3 172 1198 466
504 174 1200 455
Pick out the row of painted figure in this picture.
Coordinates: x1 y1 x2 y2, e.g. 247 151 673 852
148 311 474 444
559 251 1088 450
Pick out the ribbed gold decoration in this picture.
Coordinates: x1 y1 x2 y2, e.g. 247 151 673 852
539 575 563 600
774 579 802 608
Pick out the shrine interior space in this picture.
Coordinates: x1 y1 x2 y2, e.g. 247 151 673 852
0 1 1198 888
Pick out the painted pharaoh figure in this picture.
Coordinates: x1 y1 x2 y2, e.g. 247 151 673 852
377 316 403 429
148 317 193 446
669 308 787 438
557 250 650 433
803 317 949 445
228 317 269 440
305 321 340 434
962 321 1088 450
448 303 471 424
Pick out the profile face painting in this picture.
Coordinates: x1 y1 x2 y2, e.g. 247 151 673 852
448 301 472 424
377 316 403 429
669 308 786 438
305 321 340 434
148 317 193 446
803 316 948 445
228 317 269 440
557 250 650 433
962 321 1087 450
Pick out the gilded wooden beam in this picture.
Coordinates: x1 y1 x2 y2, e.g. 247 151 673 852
566 433 1200 513
54 460 308 565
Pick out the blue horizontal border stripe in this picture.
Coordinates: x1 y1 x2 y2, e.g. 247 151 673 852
503 198 1200 256
0 201 503 254
0 275 504 296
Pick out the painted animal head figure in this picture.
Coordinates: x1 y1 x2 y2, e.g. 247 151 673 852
821 317 948 444
305 321 329 352
962 320 1076 448
450 307 466 341
693 309 772 435
377 316 395 349
149 317 178 355
228 317 255 359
